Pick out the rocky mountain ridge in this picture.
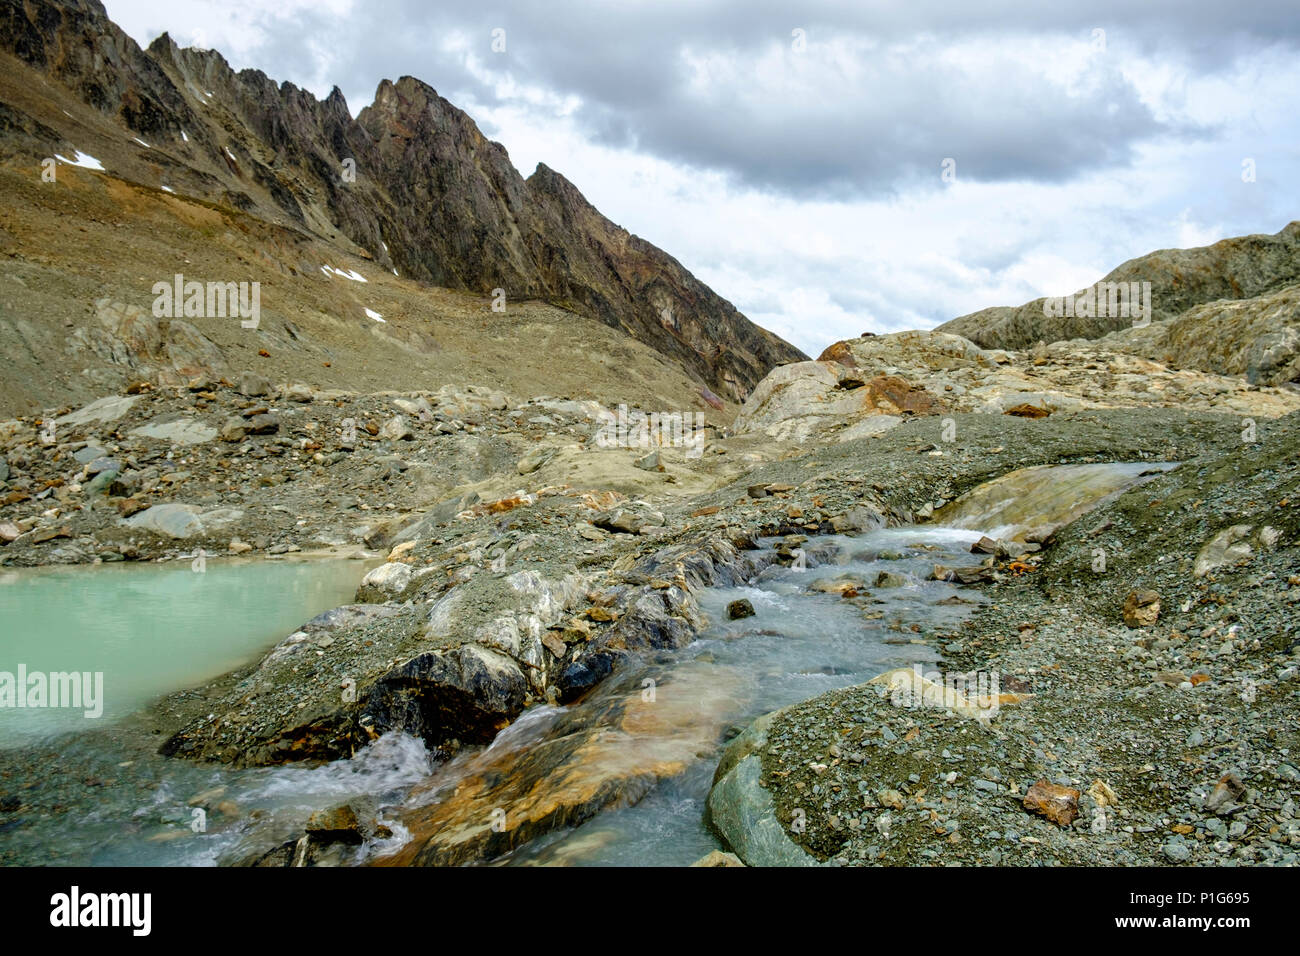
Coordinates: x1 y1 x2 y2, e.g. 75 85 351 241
939 222 1300 387
0 0 804 400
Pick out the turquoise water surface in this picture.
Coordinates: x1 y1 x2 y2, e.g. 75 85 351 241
0 556 368 747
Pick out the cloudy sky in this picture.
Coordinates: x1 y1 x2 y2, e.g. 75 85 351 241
105 1 1299 358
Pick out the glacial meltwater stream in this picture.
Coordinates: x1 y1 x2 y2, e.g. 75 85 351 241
0 462 1175 866
459 526 995 867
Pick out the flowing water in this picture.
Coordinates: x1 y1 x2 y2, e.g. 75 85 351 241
0 462 1175 866
374 526 995 866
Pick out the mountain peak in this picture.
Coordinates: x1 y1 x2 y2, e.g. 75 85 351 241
0 0 806 397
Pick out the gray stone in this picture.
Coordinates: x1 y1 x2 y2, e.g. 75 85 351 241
706 709 823 867
130 418 218 445
237 371 273 397
633 449 662 472
516 448 552 475
283 383 315 402
380 416 414 441
123 503 204 538
83 469 118 496
123 503 243 539
73 445 108 465
55 396 138 428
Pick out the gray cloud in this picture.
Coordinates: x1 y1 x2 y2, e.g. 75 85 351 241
202 0 1298 198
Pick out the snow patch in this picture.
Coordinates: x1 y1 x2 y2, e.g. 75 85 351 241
321 265 368 283
181 130 189 142
365 308 385 323
133 137 151 148
161 186 175 194
55 150 104 171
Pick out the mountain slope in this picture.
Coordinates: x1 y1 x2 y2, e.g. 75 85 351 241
0 0 805 400
938 222 1300 384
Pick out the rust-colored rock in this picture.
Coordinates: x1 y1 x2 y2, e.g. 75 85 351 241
691 850 744 867
1005 403 1050 418
1122 588 1161 628
116 496 149 517
376 664 741 866
817 340 859 367
1022 779 1080 826
861 374 940 416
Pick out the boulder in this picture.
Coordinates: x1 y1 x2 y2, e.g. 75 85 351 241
122 503 243 539
123 503 203 538
690 850 744 867
130 417 218 445
55 395 138 428
1122 589 1161 628
1022 780 1081 826
305 804 364 845
357 561 414 601
727 599 756 620
830 504 885 533
245 413 279 435
73 445 109 465
283 383 315 402
237 371 272 397
1193 524 1256 578
219 417 248 442
706 709 823 867
380 415 414 441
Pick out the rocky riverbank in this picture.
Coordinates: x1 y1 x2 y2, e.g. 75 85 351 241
3 330 1297 866
708 412 1300 867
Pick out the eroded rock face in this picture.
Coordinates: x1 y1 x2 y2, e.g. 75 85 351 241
555 531 767 702
1192 524 1281 578
360 644 529 749
70 300 230 388
156 527 762 767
